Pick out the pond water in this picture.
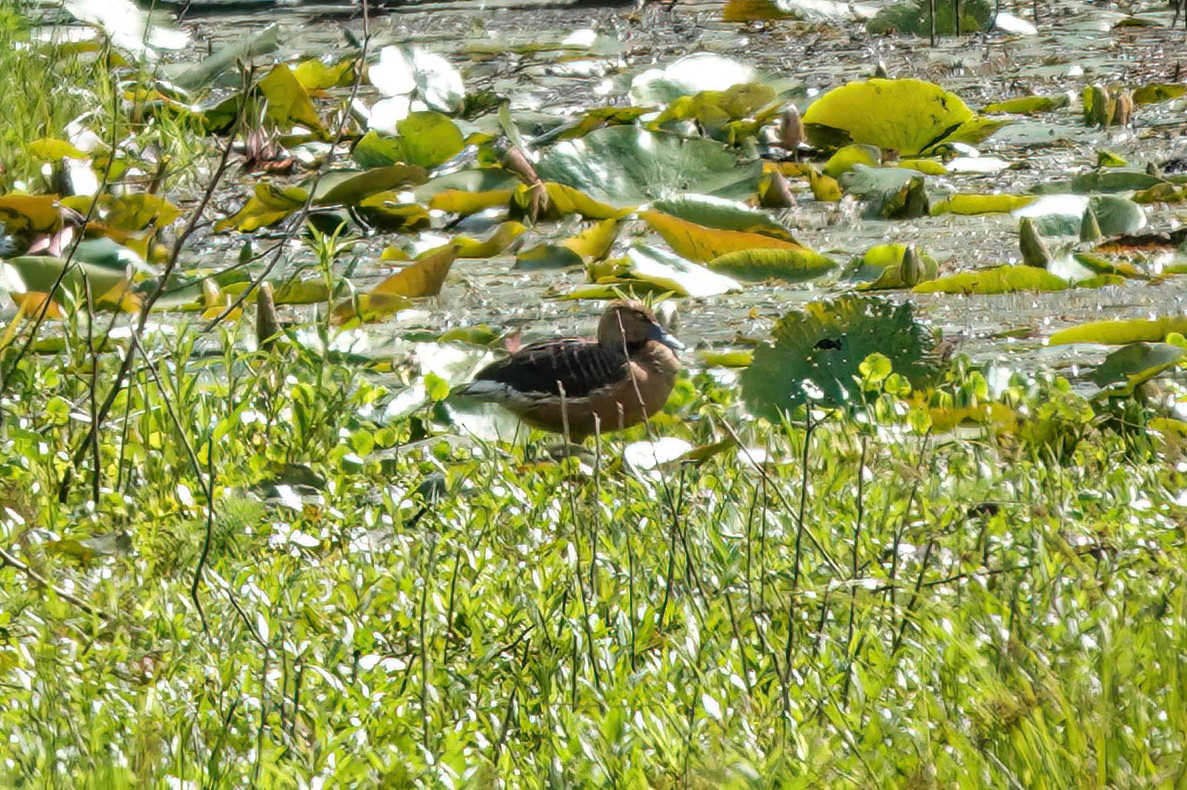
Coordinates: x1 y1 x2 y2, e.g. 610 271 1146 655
173 0 1187 379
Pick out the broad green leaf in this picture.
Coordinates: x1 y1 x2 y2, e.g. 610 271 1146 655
353 113 464 169
802 78 978 155
258 64 322 130
849 244 939 290
629 53 759 106
931 194 1035 215
314 165 429 206
28 138 88 160
822 144 882 178
839 165 928 218
535 126 761 205
355 193 432 232
215 183 309 232
913 264 1067 294
429 189 514 216
0 195 64 235
983 94 1070 114
166 24 280 91
640 209 803 262
1089 342 1184 396
708 247 835 282
294 57 356 91
1047 317 1187 346
1132 84 1187 105
648 195 796 241
585 244 743 297
454 221 527 258
741 295 941 417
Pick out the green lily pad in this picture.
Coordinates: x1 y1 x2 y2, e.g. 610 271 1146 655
629 54 760 106
802 78 988 155
983 94 1070 114
708 246 835 282
741 295 941 417
535 126 762 206
648 195 797 240
1048 317 1187 346
1089 342 1184 396
352 112 464 170
913 264 1067 294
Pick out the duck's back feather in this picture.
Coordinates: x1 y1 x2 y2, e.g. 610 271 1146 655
472 338 629 399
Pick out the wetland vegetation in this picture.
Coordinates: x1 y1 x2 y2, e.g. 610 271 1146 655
0 0 1185 785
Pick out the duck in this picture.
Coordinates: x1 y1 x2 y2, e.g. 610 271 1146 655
452 300 684 441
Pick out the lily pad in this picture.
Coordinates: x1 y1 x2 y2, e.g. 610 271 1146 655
535 126 761 206
585 243 743 298
352 113 464 170
1048 317 1187 346
914 264 1067 294
1089 342 1184 396
741 295 941 417
707 247 835 282
629 54 759 106
640 209 806 263
802 78 987 155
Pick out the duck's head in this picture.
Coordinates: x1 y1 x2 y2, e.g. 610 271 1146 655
597 300 684 355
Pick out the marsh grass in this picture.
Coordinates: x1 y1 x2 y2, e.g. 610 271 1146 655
0 3 1185 787
0 301 1184 787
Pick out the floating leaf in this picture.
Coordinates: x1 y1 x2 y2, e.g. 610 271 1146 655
806 166 842 202
585 244 743 297
708 247 835 282
741 295 941 417
1047 317 1187 346
653 83 779 141
166 24 280 92
822 144 882 178
1089 342 1184 396
840 165 928 218
535 126 761 206
353 113 464 170
332 246 457 324
216 183 309 232
640 209 803 262
315 165 428 206
802 78 984 155
454 221 527 258
1068 170 1164 194
850 243 939 290
931 194 1035 215
294 57 356 91
1132 84 1187 105
913 265 1067 294
258 64 322 131
515 244 582 270
983 94 1069 114
1071 252 1150 280
355 193 432 232
649 195 797 241
629 54 759 106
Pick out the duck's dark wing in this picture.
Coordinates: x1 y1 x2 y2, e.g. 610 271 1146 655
473 339 628 398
